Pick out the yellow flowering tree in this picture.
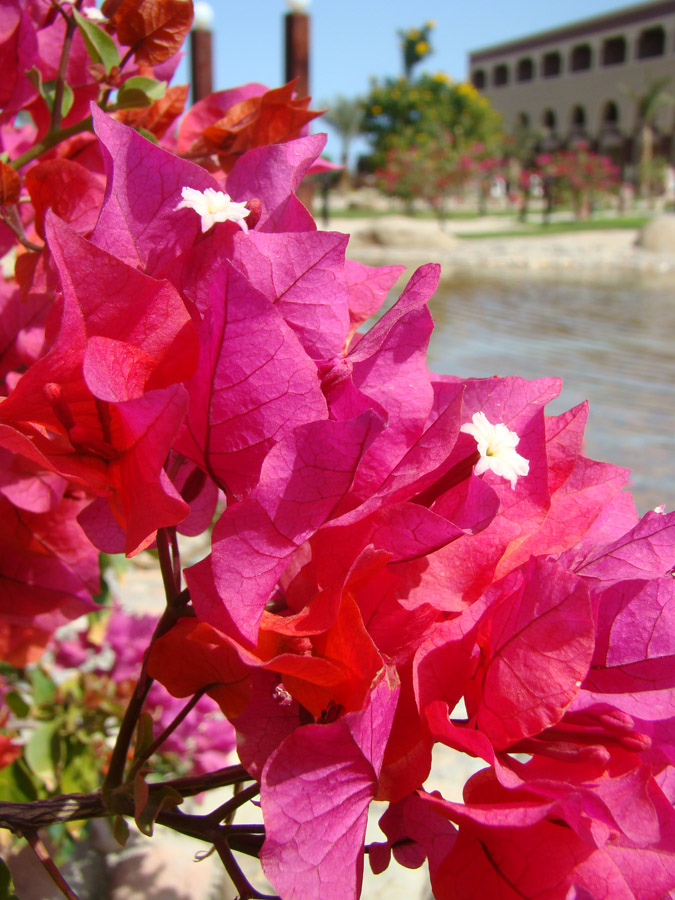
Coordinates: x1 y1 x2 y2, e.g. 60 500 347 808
398 21 435 79
361 73 504 172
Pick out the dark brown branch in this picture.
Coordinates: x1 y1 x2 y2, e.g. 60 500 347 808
0 793 106 833
0 766 255 833
213 835 278 900
126 688 208 781
103 588 191 792
162 763 253 798
156 527 179 604
207 783 260 825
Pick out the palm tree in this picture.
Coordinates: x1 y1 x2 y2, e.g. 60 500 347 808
322 96 364 189
623 76 674 197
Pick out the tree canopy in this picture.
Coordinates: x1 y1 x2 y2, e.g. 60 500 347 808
361 74 503 170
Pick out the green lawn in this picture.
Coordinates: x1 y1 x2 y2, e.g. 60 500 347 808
455 215 650 239
328 207 653 234
329 207 512 220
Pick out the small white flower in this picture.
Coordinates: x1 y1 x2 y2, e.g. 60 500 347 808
460 411 529 490
174 186 250 233
81 6 107 23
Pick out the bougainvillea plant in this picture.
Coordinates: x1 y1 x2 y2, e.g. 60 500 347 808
1 3 675 900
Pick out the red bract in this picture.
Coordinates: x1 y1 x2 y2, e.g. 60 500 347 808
421 768 675 900
0 492 98 665
25 159 105 239
0 213 197 553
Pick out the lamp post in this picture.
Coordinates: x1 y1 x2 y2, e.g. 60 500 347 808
284 1 310 98
190 1 214 104
284 2 313 212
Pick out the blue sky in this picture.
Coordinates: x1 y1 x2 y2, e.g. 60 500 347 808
174 0 635 160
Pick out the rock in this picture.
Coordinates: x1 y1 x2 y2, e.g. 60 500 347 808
636 215 675 252
353 215 457 250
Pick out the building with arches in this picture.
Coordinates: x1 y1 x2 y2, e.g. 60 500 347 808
468 0 675 171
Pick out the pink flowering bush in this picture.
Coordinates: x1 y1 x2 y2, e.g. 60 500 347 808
532 144 620 219
0 3 674 900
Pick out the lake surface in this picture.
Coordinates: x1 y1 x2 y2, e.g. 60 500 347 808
425 273 674 514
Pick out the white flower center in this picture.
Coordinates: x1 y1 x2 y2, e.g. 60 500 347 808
460 411 529 490
174 186 250 234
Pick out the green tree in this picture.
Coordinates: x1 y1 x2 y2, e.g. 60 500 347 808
622 75 673 197
322 95 364 187
361 74 503 172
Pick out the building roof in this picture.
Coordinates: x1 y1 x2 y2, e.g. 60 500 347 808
469 0 673 63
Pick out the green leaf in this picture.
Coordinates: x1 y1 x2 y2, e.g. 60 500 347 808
0 759 39 803
26 68 74 118
135 126 159 144
72 9 120 75
29 667 56 705
116 77 166 110
60 750 99 795
5 691 29 718
0 858 19 900
112 815 130 848
132 712 154 762
25 720 59 790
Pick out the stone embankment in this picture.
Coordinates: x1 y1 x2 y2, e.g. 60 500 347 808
330 213 675 280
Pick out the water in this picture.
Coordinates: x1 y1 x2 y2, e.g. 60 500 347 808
425 273 675 514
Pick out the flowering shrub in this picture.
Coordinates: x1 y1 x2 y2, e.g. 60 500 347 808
533 144 620 219
1 3 675 900
377 138 506 218
375 133 471 216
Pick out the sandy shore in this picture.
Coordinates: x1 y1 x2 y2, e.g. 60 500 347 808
327 214 675 281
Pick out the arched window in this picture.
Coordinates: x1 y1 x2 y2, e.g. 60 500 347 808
516 58 534 82
602 36 626 65
542 109 557 131
637 26 665 59
542 51 562 77
493 63 509 87
570 44 592 72
472 69 486 89
570 105 586 129
516 112 530 128
602 100 619 127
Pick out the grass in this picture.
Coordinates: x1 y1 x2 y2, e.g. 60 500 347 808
329 207 513 220
328 206 654 234
455 215 651 239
